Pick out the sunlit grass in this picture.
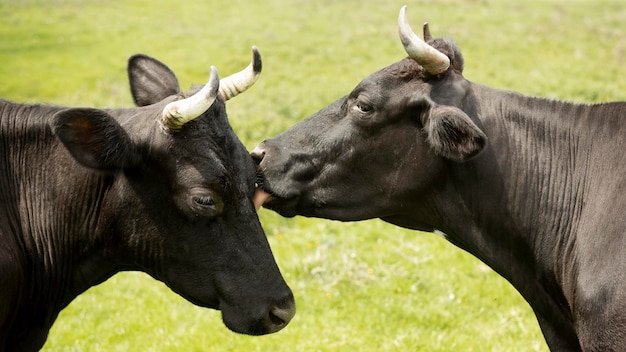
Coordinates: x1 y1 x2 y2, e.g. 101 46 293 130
1 0 623 351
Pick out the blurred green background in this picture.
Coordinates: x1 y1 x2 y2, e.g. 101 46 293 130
1 0 624 351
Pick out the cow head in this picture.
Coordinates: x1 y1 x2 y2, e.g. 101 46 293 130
252 7 486 228
51 48 295 335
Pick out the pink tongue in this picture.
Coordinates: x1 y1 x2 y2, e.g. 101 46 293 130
253 188 271 211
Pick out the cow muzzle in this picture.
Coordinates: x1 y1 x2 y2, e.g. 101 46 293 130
221 290 296 335
251 143 309 217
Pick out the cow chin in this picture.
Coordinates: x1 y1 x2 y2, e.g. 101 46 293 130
260 186 322 219
258 180 372 220
255 181 302 217
262 195 301 218
263 194 375 222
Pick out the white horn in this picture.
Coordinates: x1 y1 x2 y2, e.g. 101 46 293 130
218 46 262 101
398 6 450 75
162 66 220 131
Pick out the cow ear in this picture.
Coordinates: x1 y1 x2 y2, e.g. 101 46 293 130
127 54 181 106
409 95 487 162
52 108 132 171
424 105 487 162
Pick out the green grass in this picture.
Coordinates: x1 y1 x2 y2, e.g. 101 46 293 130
1 0 624 351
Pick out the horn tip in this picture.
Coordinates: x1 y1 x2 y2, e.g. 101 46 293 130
398 5 414 46
207 66 220 95
399 5 408 20
209 65 219 82
251 46 262 74
423 22 433 41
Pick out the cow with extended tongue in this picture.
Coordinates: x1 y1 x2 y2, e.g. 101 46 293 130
252 6 626 351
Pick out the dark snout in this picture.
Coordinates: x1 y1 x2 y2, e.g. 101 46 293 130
221 285 296 335
251 98 346 217
251 138 318 218
214 207 296 335
251 142 297 215
251 144 265 162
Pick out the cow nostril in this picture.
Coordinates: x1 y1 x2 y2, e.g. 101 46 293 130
251 145 266 164
268 309 286 327
268 299 296 331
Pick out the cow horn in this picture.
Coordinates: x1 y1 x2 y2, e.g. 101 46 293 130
218 46 262 101
423 22 433 42
398 6 450 75
162 66 220 131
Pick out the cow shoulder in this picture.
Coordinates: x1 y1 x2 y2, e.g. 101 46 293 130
52 108 132 171
127 54 181 106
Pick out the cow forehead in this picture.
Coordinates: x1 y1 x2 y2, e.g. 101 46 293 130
120 99 252 192
171 128 240 176
377 58 427 82
124 102 243 175
353 59 429 98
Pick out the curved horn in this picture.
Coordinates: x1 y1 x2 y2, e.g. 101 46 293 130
398 6 450 75
218 46 262 101
162 66 220 131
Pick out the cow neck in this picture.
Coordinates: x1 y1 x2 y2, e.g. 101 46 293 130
469 83 591 261
0 102 122 350
428 83 596 323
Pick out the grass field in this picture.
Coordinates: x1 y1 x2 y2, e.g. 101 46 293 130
1 0 624 351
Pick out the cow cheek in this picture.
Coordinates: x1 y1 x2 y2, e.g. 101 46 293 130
159 238 221 307
373 135 444 204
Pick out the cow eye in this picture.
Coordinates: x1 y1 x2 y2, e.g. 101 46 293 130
355 100 372 113
190 191 224 217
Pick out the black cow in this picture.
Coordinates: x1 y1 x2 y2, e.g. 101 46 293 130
252 7 626 351
0 47 295 351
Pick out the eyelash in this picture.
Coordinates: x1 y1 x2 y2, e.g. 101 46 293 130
192 195 215 207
